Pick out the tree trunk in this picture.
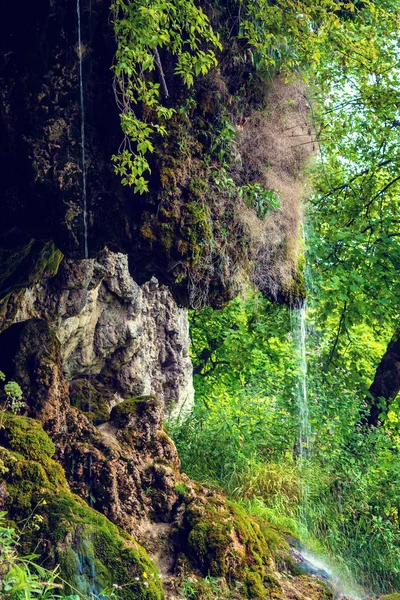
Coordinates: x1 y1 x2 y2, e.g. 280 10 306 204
366 330 400 426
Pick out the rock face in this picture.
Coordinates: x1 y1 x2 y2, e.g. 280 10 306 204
0 0 307 308
9 250 194 416
0 249 194 529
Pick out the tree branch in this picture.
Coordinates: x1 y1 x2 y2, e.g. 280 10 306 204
153 47 169 98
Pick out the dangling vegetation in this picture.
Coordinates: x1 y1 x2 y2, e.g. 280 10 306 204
110 0 221 191
111 0 396 191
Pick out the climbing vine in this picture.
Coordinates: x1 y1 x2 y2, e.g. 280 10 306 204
110 0 368 192
111 0 221 191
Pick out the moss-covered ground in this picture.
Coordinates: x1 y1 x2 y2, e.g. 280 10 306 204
0 412 164 599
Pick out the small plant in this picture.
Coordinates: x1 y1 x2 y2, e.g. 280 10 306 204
240 183 281 219
181 577 197 599
0 511 67 599
203 576 220 595
0 512 124 599
212 167 236 197
0 371 24 414
174 482 188 497
210 116 238 165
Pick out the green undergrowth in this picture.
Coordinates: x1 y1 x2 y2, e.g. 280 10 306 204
0 412 164 600
170 285 400 595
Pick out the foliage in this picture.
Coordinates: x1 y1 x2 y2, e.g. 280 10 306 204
169 291 298 488
111 0 221 190
110 0 396 192
0 371 24 414
241 184 280 219
306 0 400 376
0 410 164 600
180 575 233 600
170 280 400 592
0 511 78 599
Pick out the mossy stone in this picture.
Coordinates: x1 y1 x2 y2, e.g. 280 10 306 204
110 395 158 427
69 378 110 425
185 498 283 599
0 239 63 300
0 412 164 599
0 413 55 461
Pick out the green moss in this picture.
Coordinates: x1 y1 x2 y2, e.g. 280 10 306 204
318 581 334 600
69 379 110 425
243 572 268 599
279 554 305 576
175 482 189 497
185 498 283 599
0 413 55 461
382 595 400 600
0 240 34 290
33 241 63 277
284 269 306 308
0 240 63 300
188 514 231 576
0 412 164 600
111 395 157 427
257 521 289 557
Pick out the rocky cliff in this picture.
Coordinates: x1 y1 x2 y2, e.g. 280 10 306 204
0 1 328 599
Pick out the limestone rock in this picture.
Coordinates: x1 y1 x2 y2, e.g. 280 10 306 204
7 250 194 415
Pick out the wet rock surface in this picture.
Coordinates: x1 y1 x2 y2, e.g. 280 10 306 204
4 250 194 415
0 253 336 599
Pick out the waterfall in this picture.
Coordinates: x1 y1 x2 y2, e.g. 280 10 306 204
292 237 364 600
292 302 312 540
77 4 96 592
294 305 311 461
77 0 88 259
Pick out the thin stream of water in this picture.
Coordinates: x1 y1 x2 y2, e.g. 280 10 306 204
295 305 311 460
77 3 95 593
77 0 88 260
292 304 312 540
292 242 364 599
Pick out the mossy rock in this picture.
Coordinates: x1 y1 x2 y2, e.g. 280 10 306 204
184 498 282 599
110 395 158 428
281 269 306 309
0 412 164 599
0 239 63 300
69 378 111 425
381 595 400 600
0 413 55 460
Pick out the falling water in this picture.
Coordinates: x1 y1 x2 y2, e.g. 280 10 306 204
292 302 312 542
291 233 365 599
77 3 95 593
77 0 88 259
294 305 311 460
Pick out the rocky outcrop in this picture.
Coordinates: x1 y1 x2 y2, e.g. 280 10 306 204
0 0 307 309
0 248 331 599
0 412 165 600
0 248 194 525
3 250 193 415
